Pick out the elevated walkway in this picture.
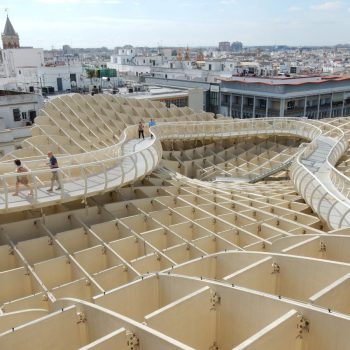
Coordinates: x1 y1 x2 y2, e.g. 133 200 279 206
291 130 350 229
0 136 161 212
1 118 350 230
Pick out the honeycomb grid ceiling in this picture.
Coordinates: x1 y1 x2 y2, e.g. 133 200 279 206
1 95 350 349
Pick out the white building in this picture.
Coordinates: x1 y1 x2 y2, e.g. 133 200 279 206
0 17 84 93
0 90 43 128
110 47 136 65
107 62 150 77
109 47 172 77
38 64 84 92
0 48 44 77
0 90 43 155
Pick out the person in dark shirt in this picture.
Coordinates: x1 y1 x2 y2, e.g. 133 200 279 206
47 152 62 191
138 122 145 139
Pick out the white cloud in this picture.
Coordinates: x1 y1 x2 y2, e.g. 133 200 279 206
288 6 301 12
220 0 237 4
310 1 342 10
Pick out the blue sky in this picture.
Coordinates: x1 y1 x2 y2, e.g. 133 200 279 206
1 0 349 49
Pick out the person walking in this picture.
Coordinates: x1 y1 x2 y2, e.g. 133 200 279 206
138 121 145 139
148 118 156 139
13 159 33 196
47 152 62 192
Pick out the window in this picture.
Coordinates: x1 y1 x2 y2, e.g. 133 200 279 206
13 109 21 122
70 73 77 82
222 94 230 105
259 100 266 109
22 112 27 120
29 110 37 123
287 101 295 109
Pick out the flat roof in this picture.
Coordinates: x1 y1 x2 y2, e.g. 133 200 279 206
221 75 350 86
0 90 32 96
121 86 189 100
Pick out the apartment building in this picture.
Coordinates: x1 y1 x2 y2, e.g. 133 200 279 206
218 41 231 51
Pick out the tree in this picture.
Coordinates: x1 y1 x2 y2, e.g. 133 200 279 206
86 69 96 83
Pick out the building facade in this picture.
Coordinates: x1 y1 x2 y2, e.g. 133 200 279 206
218 41 231 52
0 90 43 155
0 90 44 128
231 41 243 52
220 76 350 119
144 76 221 114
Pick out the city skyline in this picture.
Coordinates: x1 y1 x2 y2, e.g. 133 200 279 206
1 0 350 49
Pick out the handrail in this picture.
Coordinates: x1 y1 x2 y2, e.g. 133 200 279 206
248 158 295 184
0 118 318 206
0 124 136 171
290 125 350 229
156 118 350 229
325 124 350 199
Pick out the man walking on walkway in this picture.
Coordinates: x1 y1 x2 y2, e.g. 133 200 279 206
138 121 145 139
148 118 156 139
47 152 62 192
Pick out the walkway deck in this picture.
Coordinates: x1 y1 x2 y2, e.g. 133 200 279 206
0 137 160 212
291 132 350 229
2 118 350 230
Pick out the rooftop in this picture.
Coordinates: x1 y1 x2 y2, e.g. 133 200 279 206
221 75 350 86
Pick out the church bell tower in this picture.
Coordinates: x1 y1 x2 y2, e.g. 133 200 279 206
2 15 20 49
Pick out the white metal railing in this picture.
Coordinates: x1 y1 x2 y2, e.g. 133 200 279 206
326 127 350 199
0 118 320 209
0 123 135 171
289 121 350 229
154 119 350 229
0 118 316 211
1 117 350 229
0 124 163 211
152 118 322 143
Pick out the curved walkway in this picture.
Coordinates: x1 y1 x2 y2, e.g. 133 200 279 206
1 118 350 230
289 123 350 229
0 136 162 212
